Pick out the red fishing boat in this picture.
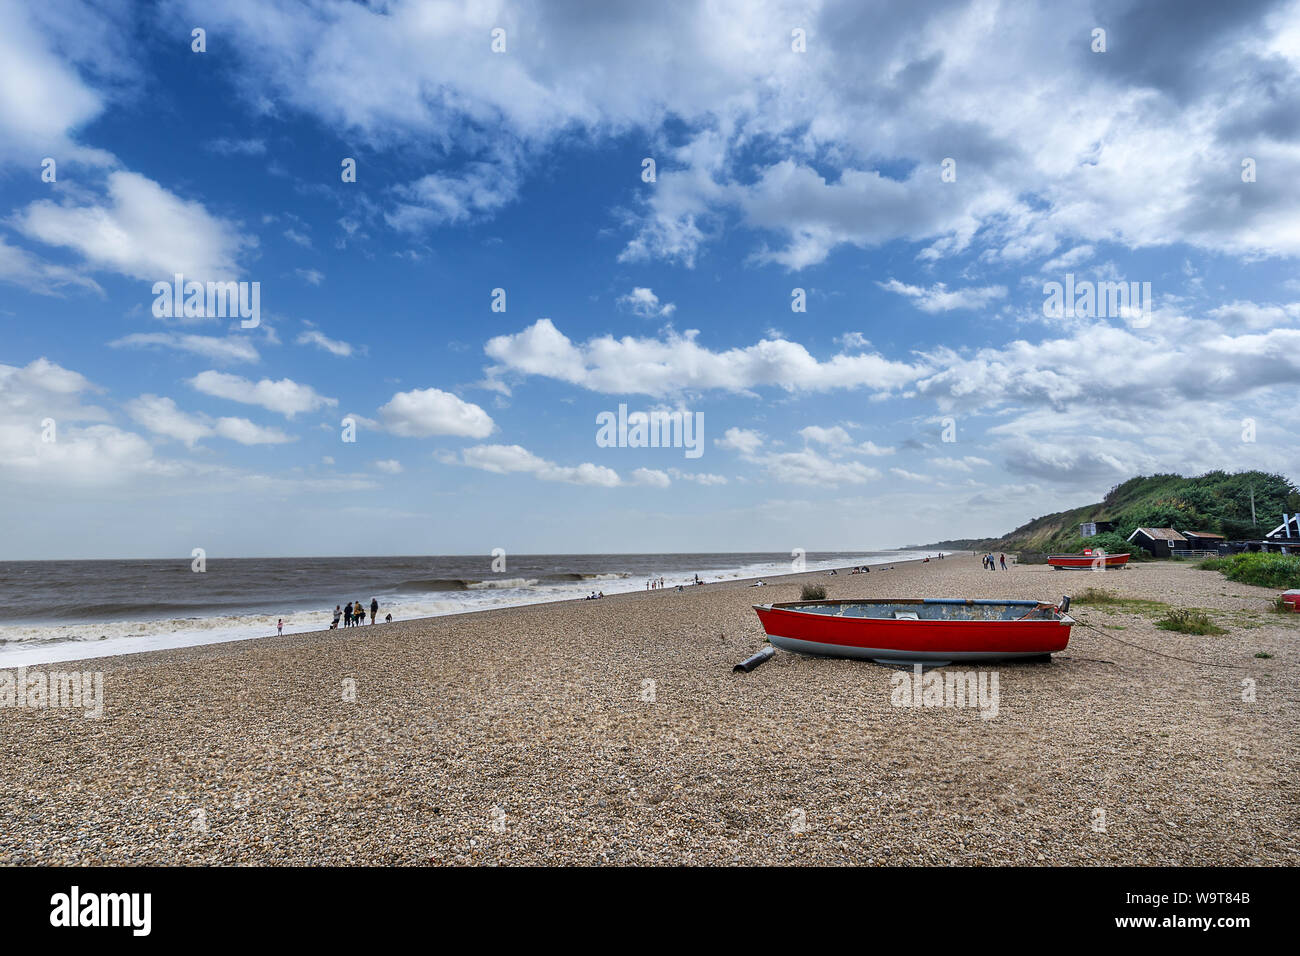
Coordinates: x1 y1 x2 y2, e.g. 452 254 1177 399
752 597 1073 665
1047 551 1130 569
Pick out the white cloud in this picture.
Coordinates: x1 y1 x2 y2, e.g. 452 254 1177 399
1209 300 1300 330
765 448 881 487
0 238 102 296
110 332 260 364
189 370 336 418
716 427 764 456
485 319 926 397
859 441 895 457
212 417 293 445
295 268 324 285
668 468 728 485
617 287 676 318
1042 245 1095 272
799 425 852 447
125 394 210 447
929 456 993 472
877 279 1008 313
14 171 252 282
162 0 1300 264
890 467 934 484
374 459 403 474
378 387 495 438
443 443 621 487
630 467 671 488
296 329 354 356
126 394 294 446
0 357 108 423
0 0 116 167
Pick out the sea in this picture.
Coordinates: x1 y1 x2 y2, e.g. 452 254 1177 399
0 550 935 667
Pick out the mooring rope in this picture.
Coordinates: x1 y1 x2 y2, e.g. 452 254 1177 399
1073 617 1243 669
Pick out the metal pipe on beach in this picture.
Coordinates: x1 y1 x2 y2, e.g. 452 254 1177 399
733 646 776 673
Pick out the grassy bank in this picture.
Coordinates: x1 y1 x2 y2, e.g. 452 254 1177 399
1197 553 1300 590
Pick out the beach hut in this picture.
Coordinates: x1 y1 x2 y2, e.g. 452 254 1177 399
1180 531 1226 555
1079 521 1115 538
1266 514 1300 541
1126 527 1187 557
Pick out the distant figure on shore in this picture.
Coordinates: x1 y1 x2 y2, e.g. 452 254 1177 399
1000 553 1008 570
331 605 341 629
385 613 392 623
277 618 283 636
344 602 353 627
370 598 378 624
355 599 365 625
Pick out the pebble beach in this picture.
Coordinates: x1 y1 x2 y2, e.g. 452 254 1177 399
2 553 1296 866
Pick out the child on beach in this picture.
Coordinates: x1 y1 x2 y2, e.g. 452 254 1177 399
277 619 283 636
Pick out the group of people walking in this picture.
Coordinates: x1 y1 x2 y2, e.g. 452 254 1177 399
332 598 384 628
982 552 1009 570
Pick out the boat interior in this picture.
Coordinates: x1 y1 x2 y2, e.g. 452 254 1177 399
774 601 1061 621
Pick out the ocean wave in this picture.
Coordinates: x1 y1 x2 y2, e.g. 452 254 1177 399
393 578 473 591
465 578 539 590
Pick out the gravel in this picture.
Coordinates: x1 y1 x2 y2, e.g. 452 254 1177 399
1 553 1295 865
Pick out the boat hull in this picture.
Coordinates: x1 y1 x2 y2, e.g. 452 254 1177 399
1048 553 1130 569
753 600 1072 664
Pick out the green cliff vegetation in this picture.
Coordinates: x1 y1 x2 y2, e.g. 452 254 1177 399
921 471 1299 554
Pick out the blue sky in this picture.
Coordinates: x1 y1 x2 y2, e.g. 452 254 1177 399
2 0 1299 559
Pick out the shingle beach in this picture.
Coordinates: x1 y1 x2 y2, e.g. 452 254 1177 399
2 554 1296 865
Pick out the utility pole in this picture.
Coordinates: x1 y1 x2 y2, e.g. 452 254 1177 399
1250 486 1256 527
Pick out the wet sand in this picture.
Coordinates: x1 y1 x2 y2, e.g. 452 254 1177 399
1 553 1296 865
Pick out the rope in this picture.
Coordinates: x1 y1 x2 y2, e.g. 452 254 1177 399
1072 618 1242 669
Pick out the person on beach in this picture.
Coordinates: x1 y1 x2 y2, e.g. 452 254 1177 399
332 605 341 629
344 602 353 627
385 613 392 623
277 618 283 636
370 598 378 624
356 600 364 625
1000 553 1008 570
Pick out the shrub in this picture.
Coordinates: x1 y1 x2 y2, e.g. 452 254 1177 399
1156 609 1226 635
800 583 827 601
1199 553 1300 590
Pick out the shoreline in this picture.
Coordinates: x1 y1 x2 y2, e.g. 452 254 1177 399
0 551 944 669
2 552 1294 866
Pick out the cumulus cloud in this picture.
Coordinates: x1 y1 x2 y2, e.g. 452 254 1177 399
765 448 881 487
877 279 1008 313
14 171 253 282
617 287 676 318
374 459 403 474
716 427 764 456
378 387 495 438
630 467 671 488
126 394 293 446
442 443 621 487
156 0 1300 266
484 319 925 396
799 425 853 447
189 371 336 418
